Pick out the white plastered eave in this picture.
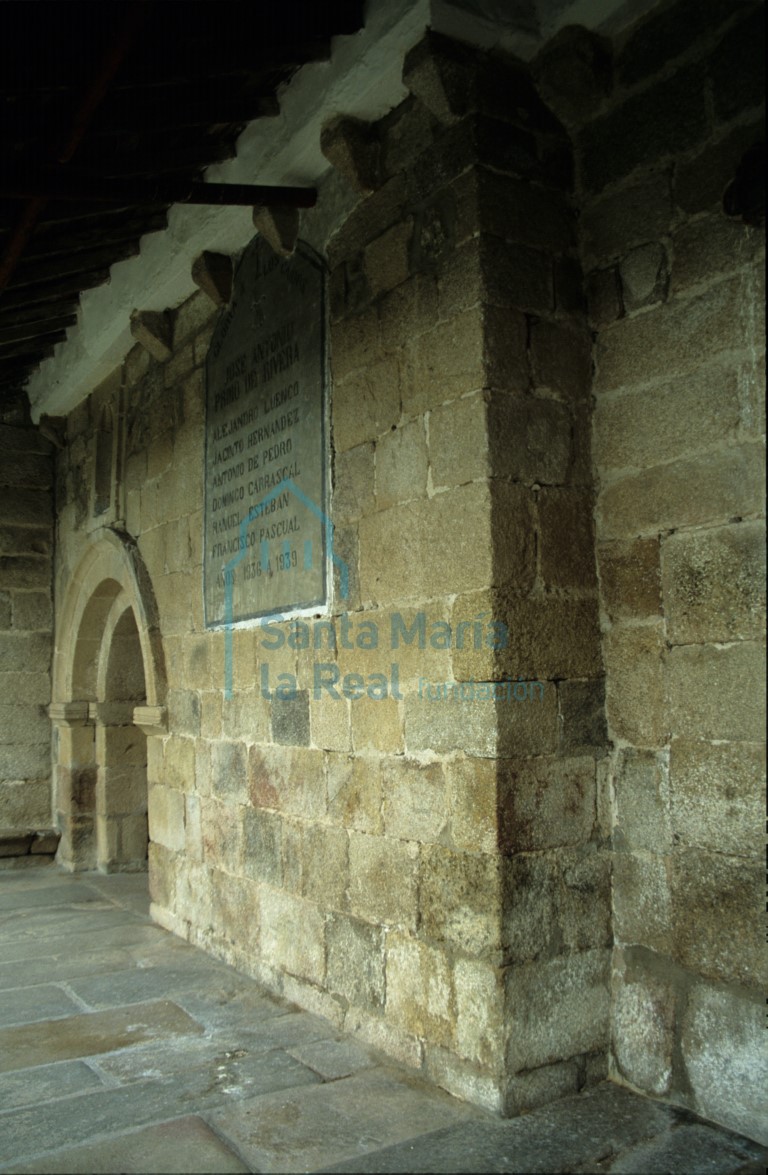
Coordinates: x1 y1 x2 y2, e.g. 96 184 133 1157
28 0 433 422
27 0 649 422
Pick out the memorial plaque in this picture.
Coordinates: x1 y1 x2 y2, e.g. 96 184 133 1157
204 237 326 627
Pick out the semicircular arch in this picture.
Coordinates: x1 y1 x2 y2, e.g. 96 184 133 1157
54 528 166 707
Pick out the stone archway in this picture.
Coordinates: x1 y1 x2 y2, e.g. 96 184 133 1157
50 529 166 872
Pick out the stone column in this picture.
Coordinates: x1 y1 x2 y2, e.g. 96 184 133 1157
49 701 95 871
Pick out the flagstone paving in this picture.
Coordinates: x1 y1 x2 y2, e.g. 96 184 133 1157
0 866 765 1174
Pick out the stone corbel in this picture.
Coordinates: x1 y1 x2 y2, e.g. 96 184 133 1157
48 701 91 727
252 205 300 257
320 116 381 195
129 309 173 362
191 251 233 305
133 705 167 737
89 701 137 726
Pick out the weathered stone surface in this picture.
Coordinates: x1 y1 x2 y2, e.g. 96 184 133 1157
359 483 497 605
271 691 310 747
333 443 375 525
351 697 403 754
208 1065 476 1173
375 418 428 507
419 845 501 956
259 888 325 984
683 982 768 1145
598 537 661 621
248 745 325 819
242 807 282 887
333 359 401 451
348 832 418 928
381 758 446 844
494 593 602 682
538 489 597 590
612 963 674 1095
595 275 765 395
453 957 504 1069
326 753 382 835
619 242 668 310
498 756 596 854
365 221 413 298
613 749 670 853
444 756 497 855
580 170 672 264
661 521 765 644
326 912 385 1011
209 740 247 803
669 738 765 855
598 444 765 540
405 308 485 412
586 266 623 327
147 785 185 854
489 395 572 486
593 366 742 474
311 693 352 752
386 932 455 1046
529 321 592 402
404 691 498 759
670 849 764 986
675 119 765 214
402 32 476 125
665 641 765 743
671 215 760 294
612 852 671 953
300 823 348 910
428 392 488 489
0 999 202 1074
505 950 611 1072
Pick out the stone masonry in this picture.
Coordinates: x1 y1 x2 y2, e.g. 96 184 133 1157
559 1 764 1144
15 0 766 1145
0 420 55 844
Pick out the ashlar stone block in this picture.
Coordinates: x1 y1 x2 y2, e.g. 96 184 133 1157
386 931 456 1048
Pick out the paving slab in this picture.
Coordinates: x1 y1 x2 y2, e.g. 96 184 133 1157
0 1060 105 1112
0 920 173 965
0 882 108 912
0 905 135 943
606 1121 766 1173
0 1079 197 1166
1 869 765 1175
286 1036 379 1080
0 983 83 1028
207 1065 482 1173
4 1116 249 1175
92 1035 322 1107
63 958 231 1010
321 1085 768 1174
0 999 203 1073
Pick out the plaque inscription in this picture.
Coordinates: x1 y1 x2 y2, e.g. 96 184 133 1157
204 237 326 627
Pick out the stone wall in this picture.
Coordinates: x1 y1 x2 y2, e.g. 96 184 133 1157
47 4 765 1140
540 0 766 1143
0 421 54 838
51 37 610 1115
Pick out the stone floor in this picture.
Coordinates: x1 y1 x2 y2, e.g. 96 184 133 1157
0 866 765 1175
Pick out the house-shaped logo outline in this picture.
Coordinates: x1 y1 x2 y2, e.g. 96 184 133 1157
223 477 349 697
